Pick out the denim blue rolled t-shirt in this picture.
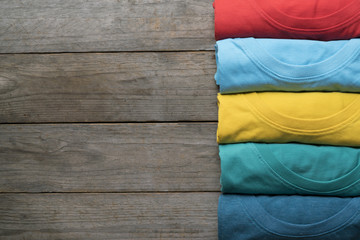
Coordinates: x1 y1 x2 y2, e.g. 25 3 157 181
215 38 360 93
218 194 360 240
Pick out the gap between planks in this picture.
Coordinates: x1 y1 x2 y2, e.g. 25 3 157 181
0 50 215 55
0 121 218 125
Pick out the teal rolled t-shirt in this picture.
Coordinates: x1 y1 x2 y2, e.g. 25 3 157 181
220 143 360 196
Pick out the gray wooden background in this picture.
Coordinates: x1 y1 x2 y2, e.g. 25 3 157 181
0 0 220 239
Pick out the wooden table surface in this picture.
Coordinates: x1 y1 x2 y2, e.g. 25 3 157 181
0 0 219 239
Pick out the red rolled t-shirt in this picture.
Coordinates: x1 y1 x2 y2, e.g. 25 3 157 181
214 0 360 40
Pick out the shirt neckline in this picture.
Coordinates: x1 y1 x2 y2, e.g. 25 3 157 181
239 38 360 81
251 0 360 32
240 195 359 237
243 92 360 134
250 143 360 193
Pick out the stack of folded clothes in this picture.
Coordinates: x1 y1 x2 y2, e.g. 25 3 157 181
213 0 360 239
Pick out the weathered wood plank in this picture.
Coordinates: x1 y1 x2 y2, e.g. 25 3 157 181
0 123 219 192
0 52 217 123
0 192 219 239
0 0 214 53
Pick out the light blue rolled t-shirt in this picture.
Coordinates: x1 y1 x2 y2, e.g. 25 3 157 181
215 38 360 93
219 143 360 196
219 194 360 240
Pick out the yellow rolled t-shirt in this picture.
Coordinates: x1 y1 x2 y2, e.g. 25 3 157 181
217 92 360 146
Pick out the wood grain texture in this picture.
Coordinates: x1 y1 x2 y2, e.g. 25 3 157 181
0 123 219 192
0 192 219 240
0 0 214 53
0 52 217 123
1 1 219 237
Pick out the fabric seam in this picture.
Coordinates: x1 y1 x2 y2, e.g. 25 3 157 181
250 0 360 33
239 193 360 238
239 39 360 82
249 143 360 194
242 94 360 135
